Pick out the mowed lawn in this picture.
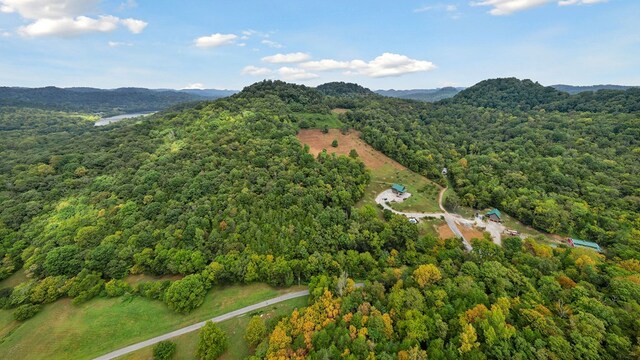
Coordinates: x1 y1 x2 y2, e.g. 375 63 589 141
118 296 308 360
297 129 441 214
0 283 305 360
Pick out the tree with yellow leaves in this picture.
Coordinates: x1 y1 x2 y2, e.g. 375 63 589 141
459 323 480 354
413 264 442 288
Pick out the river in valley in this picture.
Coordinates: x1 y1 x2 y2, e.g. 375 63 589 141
95 112 156 126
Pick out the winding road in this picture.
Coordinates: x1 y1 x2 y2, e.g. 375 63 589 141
93 290 310 360
375 187 481 250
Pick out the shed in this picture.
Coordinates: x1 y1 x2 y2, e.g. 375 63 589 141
486 209 502 222
391 183 406 195
567 238 602 252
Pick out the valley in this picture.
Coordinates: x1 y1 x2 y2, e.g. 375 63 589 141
0 79 638 360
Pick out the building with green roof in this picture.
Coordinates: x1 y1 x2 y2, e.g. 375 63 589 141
568 238 602 252
391 183 406 195
486 208 502 222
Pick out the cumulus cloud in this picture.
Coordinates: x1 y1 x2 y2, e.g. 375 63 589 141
1 0 147 37
300 53 435 78
277 67 319 81
120 18 147 34
262 52 311 63
19 15 120 37
300 59 352 71
352 53 436 77
195 33 238 48
472 0 607 15
0 0 99 19
182 83 205 90
241 65 272 76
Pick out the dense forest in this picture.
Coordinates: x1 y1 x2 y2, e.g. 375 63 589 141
0 86 207 115
344 79 640 260
259 237 640 359
0 79 639 358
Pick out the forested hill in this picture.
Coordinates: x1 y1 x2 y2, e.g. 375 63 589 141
447 78 569 110
0 86 205 114
447 78 640 113
316 82 374 96
1 79 640 359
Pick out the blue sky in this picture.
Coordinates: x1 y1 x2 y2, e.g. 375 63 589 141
0 0 638 89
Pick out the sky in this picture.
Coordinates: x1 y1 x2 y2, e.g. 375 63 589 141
0 0 639 90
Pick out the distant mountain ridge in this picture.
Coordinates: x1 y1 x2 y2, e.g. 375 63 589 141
551 84 637 94
375 87 464 102
0 86 236 115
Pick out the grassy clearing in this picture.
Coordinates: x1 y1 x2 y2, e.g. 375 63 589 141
417 217 445 238
359 164 441 213
118 296 308 360
123 273 183 286
296 113 343 128
0 269 27 289
0 283 305 360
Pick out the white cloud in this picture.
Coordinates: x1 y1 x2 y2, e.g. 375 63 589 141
261 39 283 48
300 59 352 71
120 18 147 34
558 0 607 5
0 0 99 19
241 65 272 76
19 15 120 37
108 40 131 47
262 52 311 63
277 67 319 81
300 53 436 78
195 33 238 48
1 0 147 37
182 83 205 90
471 0 551 15
351 53 436 77
472 0 606 15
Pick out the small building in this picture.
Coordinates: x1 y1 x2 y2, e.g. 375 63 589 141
486 209 502 222
442 167 448 175
391 183 406 195
567 238 602 252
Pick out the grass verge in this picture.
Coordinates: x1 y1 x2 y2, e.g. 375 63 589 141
0 283 304 360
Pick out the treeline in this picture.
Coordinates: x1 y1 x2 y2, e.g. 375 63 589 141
256 237 640 359
0 86 203 115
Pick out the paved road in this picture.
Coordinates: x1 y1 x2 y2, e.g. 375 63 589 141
93 290 310 360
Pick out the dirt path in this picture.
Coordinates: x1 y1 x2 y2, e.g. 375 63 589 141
375 189 473 251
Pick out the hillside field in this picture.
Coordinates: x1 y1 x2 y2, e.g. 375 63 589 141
297 128 441 213
0 283 305 360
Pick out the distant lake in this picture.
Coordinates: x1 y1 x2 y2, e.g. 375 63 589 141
95 112 156 126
